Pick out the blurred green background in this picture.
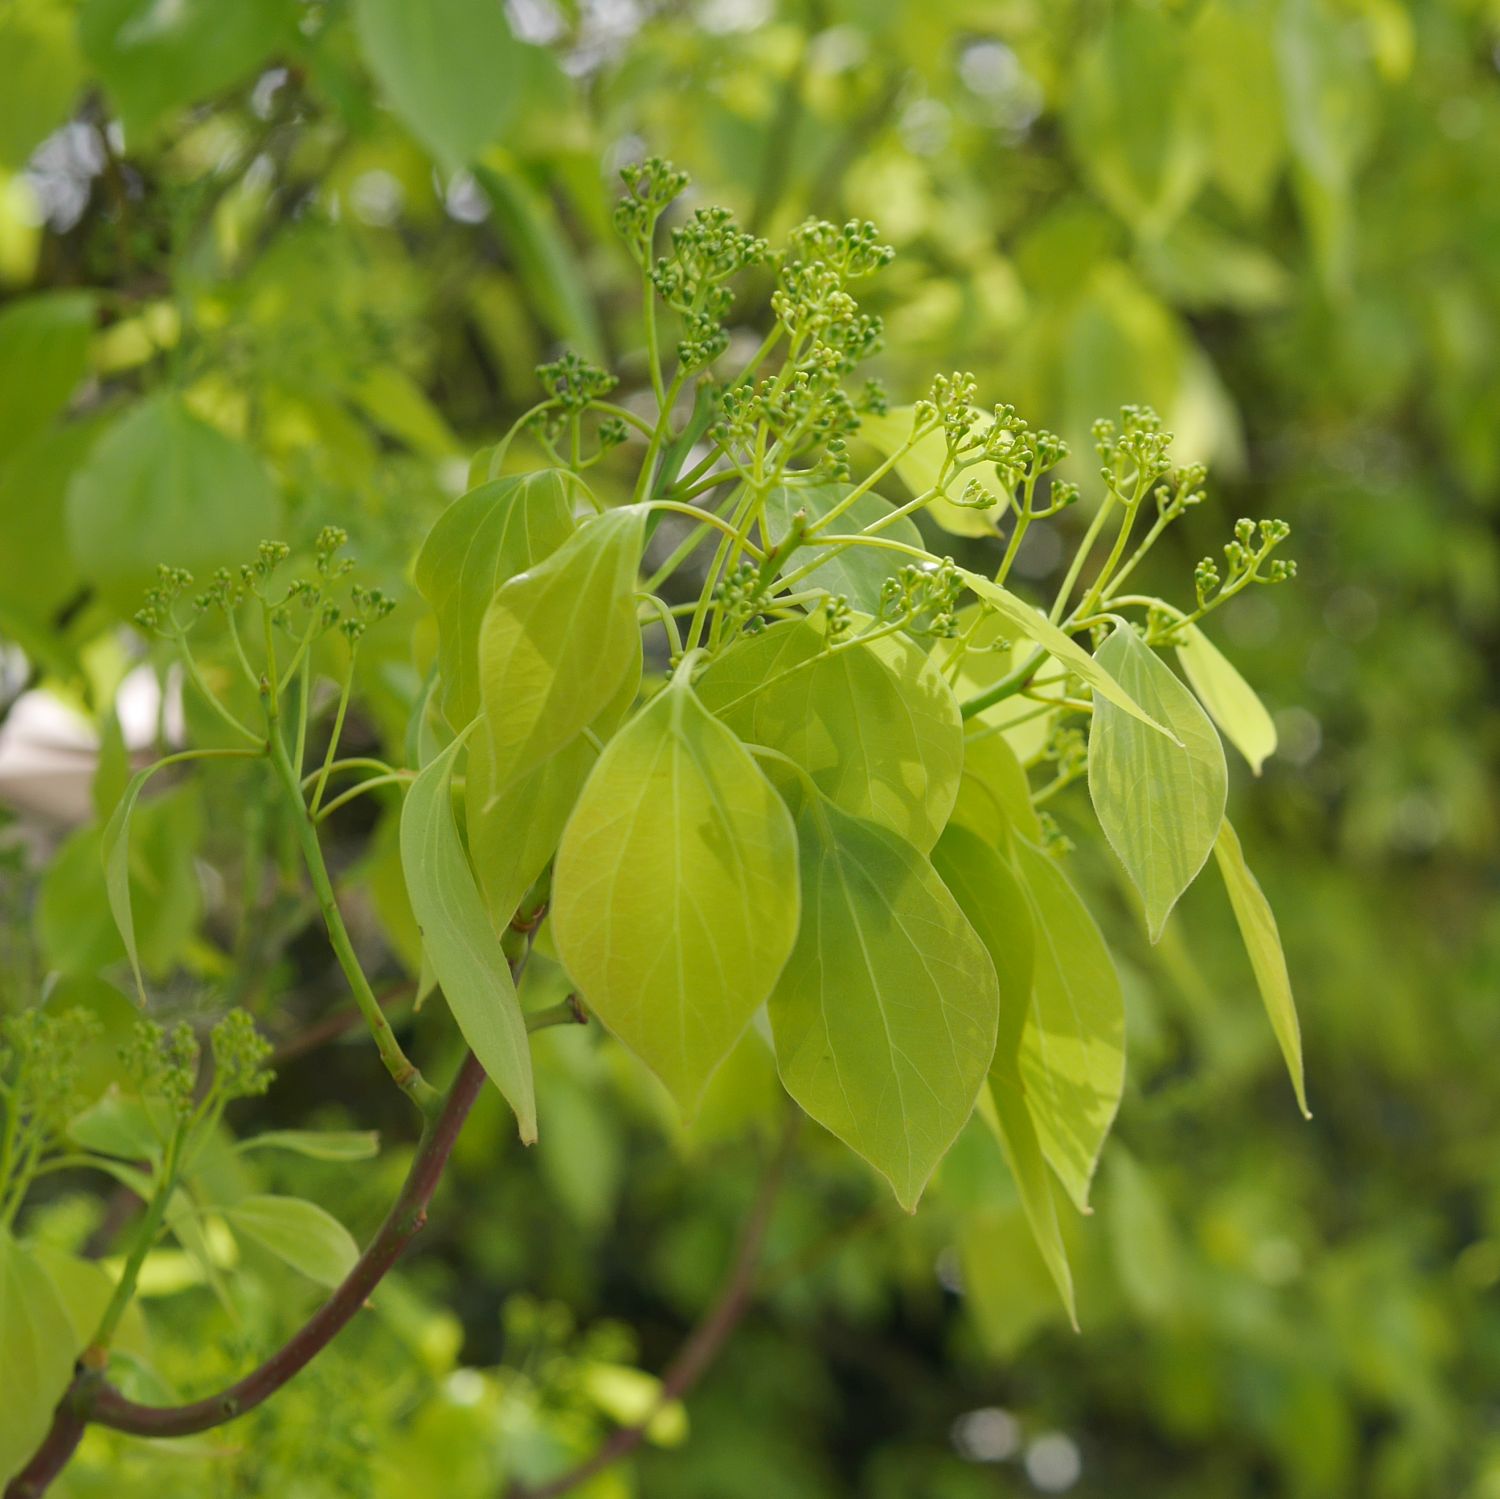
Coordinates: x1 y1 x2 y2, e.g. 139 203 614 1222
1 0 1498 1495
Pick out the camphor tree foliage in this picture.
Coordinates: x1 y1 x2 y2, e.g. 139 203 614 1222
3 152 1306 1495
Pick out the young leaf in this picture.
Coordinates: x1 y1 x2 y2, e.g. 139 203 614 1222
353 0 521 170
977 1079 1077 1326
1009 836 1126 1213
760 481 924 615
414 471 579 727
224 1196 360 1288
551 679 800 1114
400 730 536 1142
697 616 963 853
478 504 646 794
1175 622 1277 775
466 628 641 931
0 1232 80 1486
234 1130 381 1162
959 571 1177 739
1213 818 1309 1117
769 798 1000 1212
1089 626 1227 940
101 766 156 1003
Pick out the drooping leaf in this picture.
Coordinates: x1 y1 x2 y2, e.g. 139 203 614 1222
959 572 1176 739
0 1231 79 1486
977 1079 1076 1325
224 1196 360 1288
1009 836 1126 1213
931 824 1034 1068
769 797 999 1211
1214 818 1309 1117
66 393 282 614
478 504 646 794
856 407 1004 538
80 0 295 138
101 766 156 1003
401 729 536 1141
235 1130 381 1162
0 291 94 461
466 629 640 930
353 0 521 170
697 616 963 853
760 480 924 615
552 679 800 1114
1089 626 1227 940
1175 622 1277 775
415 470 579 727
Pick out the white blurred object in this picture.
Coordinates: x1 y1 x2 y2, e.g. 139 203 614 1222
0 664 181 828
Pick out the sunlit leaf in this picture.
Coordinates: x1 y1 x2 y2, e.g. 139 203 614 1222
769 797 999 1211
697 616 962 853
552 678 799 1114
478 504 645 794
401 729 536 1141
1214 818 1309 1117
0 1232 79 1486
1009 836 1126 1213
1175 622 1277 775
415 470 579 727
1089 626 1227 940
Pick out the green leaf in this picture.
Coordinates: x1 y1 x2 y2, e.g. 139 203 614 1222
697 617 963 854
66 393 282 615
478 505 646 794
0 291 94 461
224 1196 360 1288
1009 836 1126 1213
0 419 100 626
978 1079 1076 1326
1089 626 1227 940
354 0 521 170
769 798 1000 1211
951 730 1043 849
0 0 85 170
401 729 536 1142
466 632 640 930
80 0 294 138
931 824 1034 1069
0 1232 79 1487
1175 622 1277 775
959 571 1177 740
1213 819 1309 1118
760 480 924 615
856 407 1003 538
1103 1147 1181 1321
415 470 579 727
69 1092 173 1162
235 1130 381 1162
552 678 800 1114
101 766 156 1003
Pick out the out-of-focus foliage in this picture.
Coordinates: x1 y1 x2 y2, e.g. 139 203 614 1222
1 0 1497 1496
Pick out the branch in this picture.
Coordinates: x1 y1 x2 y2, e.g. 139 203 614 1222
509 1111 800 1499
6 1053 489 1498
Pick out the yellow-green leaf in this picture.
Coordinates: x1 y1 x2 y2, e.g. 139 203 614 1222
1089 626 1227 940
769 798 999 1211
1175 622 1277 775
697 616 962 854
401 729 536 1141
0 1231 78 1486
552 678 800 1114
224 1195 360 1288
857 406 1003 538
1213 818 1309 1118
1009 836 1125 1213
478 504 645 794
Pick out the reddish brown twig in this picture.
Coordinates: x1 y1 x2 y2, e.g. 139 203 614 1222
508 1111 801 1499
5 1052 488 1498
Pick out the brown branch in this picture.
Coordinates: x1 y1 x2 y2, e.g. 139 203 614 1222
6 1052 488 1498
509 1111 801 1499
